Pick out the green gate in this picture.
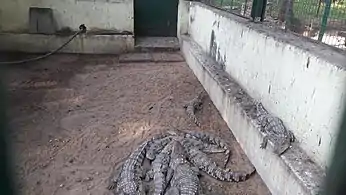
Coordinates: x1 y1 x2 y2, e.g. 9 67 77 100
134 0 178 37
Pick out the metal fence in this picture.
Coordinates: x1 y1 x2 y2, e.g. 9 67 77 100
200 0 254 17
200 0 346 50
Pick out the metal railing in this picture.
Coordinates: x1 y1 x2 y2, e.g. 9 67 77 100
200 0 346 50
200 0 253 18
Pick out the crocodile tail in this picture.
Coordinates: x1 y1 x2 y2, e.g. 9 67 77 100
223 150 231 168
226 167 256 182
192 115 201 127
209 167 229 181
186 106 201 127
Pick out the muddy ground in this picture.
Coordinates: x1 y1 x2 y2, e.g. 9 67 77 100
3 52 270 195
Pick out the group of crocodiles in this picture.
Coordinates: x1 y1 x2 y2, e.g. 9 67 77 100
108 130 255 195
108 91 296 194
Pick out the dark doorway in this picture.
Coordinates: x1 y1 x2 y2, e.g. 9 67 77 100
134 0 179 37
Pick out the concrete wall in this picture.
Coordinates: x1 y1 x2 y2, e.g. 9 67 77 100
0 0 134 54
183 2 346 169
0 0 133 33
0 33 134 54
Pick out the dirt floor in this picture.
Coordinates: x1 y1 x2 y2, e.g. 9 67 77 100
3 52 271 195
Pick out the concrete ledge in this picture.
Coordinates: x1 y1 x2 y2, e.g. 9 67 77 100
180 35 324 195
0 33 134 54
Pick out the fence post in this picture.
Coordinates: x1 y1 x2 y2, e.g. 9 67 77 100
244 0 249 15
318 0 331 41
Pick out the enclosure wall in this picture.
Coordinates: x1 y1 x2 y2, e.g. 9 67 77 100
183 1 346 169
0 0 133 33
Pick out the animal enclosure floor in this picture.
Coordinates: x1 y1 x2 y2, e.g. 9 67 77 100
4 52 270 195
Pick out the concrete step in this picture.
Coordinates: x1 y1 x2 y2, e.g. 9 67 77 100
119 52 185 63
180 35 324 195
134 37 180 52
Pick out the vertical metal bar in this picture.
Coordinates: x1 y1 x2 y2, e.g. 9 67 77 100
244 0 249 15
318 0 331 41
284 0 294 29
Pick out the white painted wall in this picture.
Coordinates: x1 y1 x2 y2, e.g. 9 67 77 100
184 2 346 169
0 0 133 33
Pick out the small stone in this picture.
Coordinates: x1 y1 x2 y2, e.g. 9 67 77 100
75 178 82 182
207 185 212 191
59 184 64 188
83 177 93 182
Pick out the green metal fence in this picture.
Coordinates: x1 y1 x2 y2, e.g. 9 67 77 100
200 0 254 18
200 0 346 50
267 0 346 49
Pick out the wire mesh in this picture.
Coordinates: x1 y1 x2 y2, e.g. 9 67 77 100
266 0 346 50
199 0 254 18
199 0 346 50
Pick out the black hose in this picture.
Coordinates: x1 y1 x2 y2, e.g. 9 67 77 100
0 24 87 65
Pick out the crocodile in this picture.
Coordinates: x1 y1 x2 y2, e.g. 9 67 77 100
179 138 255 182
108 140 148 195
146 141 174 195
255 102 295 155
179 137 226 154
165 140 200 195
183 91 206 127
172 130 231 167
108 135 169 195
146 135 174 160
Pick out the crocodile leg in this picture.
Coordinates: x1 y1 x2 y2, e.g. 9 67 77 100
288 130 295 142
166 168 174 185
144 169 154 181
260 135 269 149
202 147 226 154
107 163 123 190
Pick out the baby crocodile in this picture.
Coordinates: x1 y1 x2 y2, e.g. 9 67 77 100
165 140 200 195
179 138 255 182
255 102 295 155
146 142 174 195
109 140 148 195
108 135 169 195
146 135 173 160
184 91 206 127
173 130 231 167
